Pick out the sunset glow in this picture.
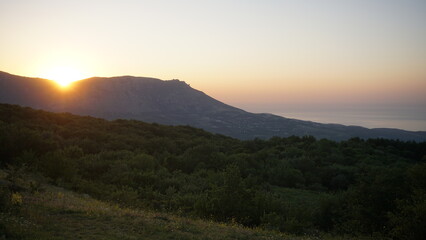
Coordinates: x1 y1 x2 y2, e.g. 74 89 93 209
41 66 86 87
0 0 425 130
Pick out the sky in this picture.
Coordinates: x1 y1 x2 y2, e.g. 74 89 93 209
1 0 425 130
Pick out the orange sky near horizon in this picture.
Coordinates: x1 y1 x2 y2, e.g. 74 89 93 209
1 0 425 115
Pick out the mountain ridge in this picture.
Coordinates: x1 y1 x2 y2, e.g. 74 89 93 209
1 70 425 141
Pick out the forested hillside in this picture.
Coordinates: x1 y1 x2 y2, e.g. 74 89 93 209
1 103 425 239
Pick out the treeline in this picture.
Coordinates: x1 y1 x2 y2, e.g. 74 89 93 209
1 103 425 239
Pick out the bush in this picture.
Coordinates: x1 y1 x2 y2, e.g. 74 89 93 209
389 192 426 240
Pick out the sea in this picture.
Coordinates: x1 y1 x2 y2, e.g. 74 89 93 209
274 108 426 132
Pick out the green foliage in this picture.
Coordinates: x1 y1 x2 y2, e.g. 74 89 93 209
195 165 254 225
387 163 426 240
0 185 12 211
1 103 425 238
39 149 78 182
389 192 426 240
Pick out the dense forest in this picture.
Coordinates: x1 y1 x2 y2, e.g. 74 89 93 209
1 103 425 239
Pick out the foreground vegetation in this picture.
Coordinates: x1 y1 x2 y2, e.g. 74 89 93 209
1 103 425 239
1 169 305 240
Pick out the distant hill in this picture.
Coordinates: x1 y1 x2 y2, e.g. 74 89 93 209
1 70 425 141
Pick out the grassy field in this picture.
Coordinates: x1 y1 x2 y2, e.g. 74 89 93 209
0 170 371 240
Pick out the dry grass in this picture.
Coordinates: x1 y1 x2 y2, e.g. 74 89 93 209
2 183 296 240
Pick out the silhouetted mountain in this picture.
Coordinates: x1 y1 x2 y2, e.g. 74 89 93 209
1 71 425 141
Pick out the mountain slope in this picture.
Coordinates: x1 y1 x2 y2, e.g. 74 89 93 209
1 70 425 141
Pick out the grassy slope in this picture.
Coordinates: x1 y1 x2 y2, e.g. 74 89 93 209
0 170 293 240
0 170 368 240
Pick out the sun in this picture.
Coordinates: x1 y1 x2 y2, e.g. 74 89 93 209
42 66 87 87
